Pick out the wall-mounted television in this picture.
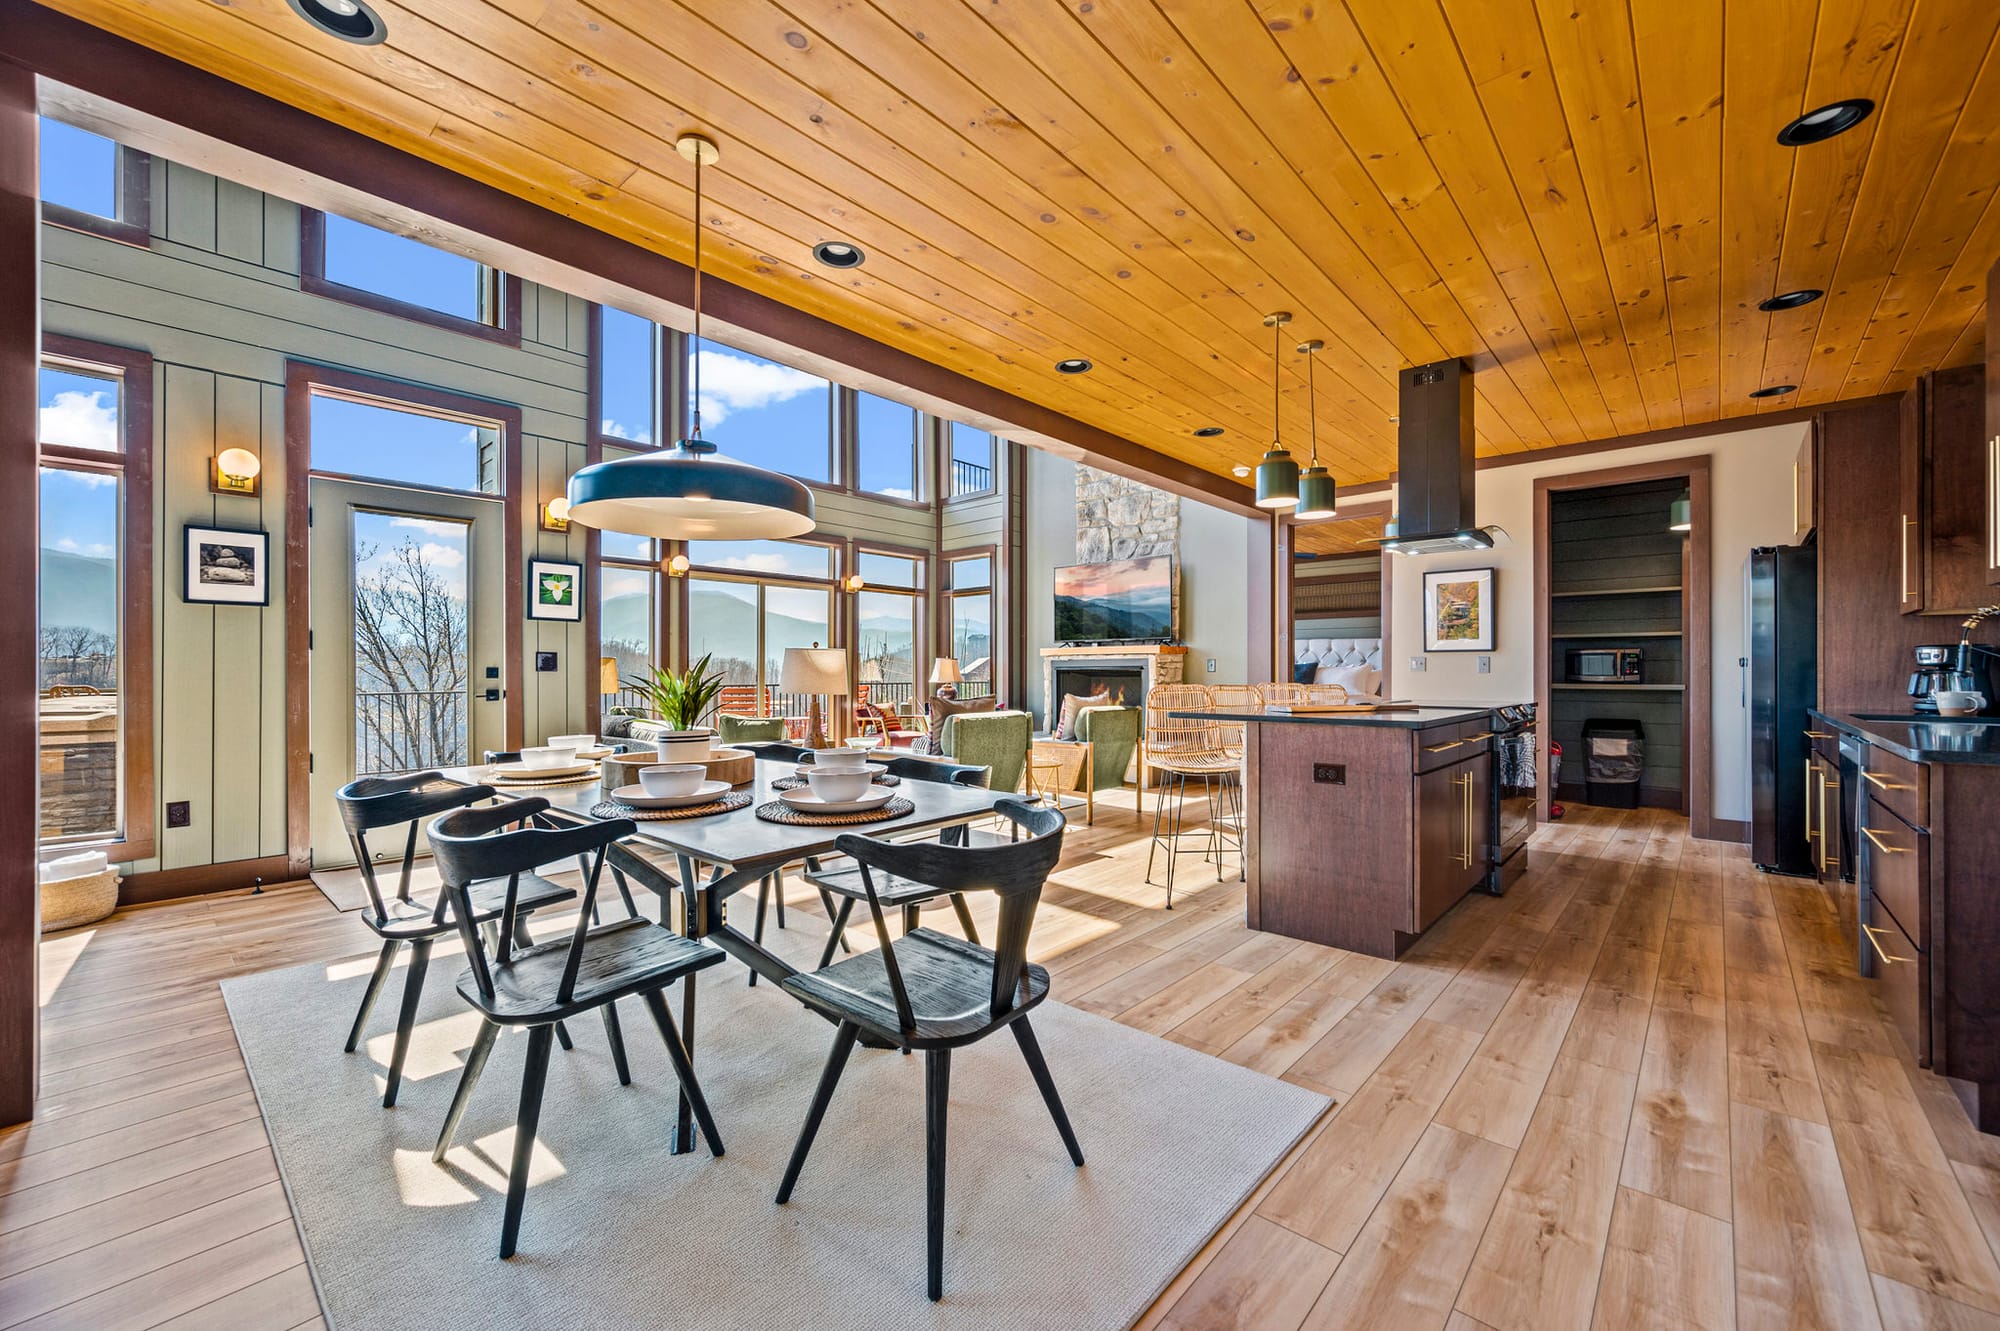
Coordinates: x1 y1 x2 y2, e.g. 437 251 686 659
1053 556 1176 644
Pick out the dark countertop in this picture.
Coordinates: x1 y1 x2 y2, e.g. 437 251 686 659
1808 708 2000 766
1171 704 1498 730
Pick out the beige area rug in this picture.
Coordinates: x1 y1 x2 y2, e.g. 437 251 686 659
221 923 1329 1330
308 860 443 914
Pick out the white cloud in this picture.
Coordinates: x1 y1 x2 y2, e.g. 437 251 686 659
874 487 915 500
418 541 465 570
600 418 653 445
390 517 463 537
52 537 114 558
693 350 821 427
39 390 117 452
712 553 800 575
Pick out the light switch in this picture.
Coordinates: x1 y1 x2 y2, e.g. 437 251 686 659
1206 658 1217 673
1410 656 1427 672
1477 655 1491 674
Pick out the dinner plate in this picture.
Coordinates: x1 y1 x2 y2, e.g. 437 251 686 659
610 780 731 809
779 784 897 814
792 762 887 778
572 746 617 761
491 760 594 780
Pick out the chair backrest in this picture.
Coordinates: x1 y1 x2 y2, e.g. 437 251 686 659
939 709 1032 793
1304 682 1351 705
1258 682 1309 706
718 714 787 746
333 772 494 921
1207 685 1261 711
1145 684 1219 760
740 739 813 765
878 753 988 787
431 798 636 1008
1074 706 1139 792
832 797 1065 1038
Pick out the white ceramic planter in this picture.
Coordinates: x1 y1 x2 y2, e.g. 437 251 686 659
654 729 717 763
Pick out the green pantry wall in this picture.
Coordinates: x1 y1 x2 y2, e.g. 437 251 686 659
41 152 951 882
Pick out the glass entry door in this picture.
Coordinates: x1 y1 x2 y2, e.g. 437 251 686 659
307 478 505 868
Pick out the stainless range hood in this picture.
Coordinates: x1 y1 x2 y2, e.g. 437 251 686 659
1378 357 1495 554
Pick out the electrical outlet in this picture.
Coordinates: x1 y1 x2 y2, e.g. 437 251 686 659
1206 658 1217 673
165 800 191 828
1477 655 1491 674
1313 763 1346 785
1410 655 1427 672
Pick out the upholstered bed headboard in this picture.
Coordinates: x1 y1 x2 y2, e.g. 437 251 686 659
1293 637 1385 695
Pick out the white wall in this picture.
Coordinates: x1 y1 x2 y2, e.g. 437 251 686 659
1380 420 1808 825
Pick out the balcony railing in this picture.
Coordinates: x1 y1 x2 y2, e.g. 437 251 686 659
355 689 468 776
950 457 992 497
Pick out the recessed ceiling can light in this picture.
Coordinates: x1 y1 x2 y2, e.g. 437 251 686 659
1055 358 1093 374
1750 384 1798 399
1777 98 1874 146
1231 464 1252 477
1193 426 1225 438
811 240 865 269
285 0 386 43
1759 289 1824 312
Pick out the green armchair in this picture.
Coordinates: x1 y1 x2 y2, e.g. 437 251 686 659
1072 705 1140 824
718 714 788 747
938 710 1032 795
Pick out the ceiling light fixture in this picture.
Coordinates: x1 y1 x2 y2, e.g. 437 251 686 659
1750 384 1798 399
1254 312 1299 510
566 134 816 540
1668 488 1692 533
812 240 865 269
285 0 387 44
1193 426 1224 438
1293 339 1337 521
1759 289 1824 312
1231 464 1251 477
1055 358 1093 374
1778 98 1874 146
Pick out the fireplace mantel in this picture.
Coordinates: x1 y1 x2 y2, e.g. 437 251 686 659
1039 644 1187 729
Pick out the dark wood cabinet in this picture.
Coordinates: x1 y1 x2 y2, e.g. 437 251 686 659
1859 790 1930 1065
1988 255 1999 587
1900 363 1990 616
1415 752 1488 932
1807 750 1841 887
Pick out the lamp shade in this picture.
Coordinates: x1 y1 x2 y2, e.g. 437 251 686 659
1668 489 1692 532
929 656 963 684
1254 449 1299 509
780 646 848 696
600 656 620 696
1294 466 1337 520
565 444 815 540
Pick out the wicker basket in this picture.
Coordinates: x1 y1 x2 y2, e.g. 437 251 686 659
41 868 119 932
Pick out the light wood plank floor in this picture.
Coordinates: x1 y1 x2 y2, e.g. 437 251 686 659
5 796 1999 1329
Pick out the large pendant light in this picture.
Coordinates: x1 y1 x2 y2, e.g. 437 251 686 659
565 133 815 540
1254 311 1300 510
1293 338 1338 520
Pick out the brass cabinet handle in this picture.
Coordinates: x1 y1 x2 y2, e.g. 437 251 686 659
1803 729 1835 739
1423 739 1464 753
1861 770 1911 792
1902 514 1916 602
1819 773 1836 872
1804 760 1817 846
1863 923 1911 966
1456 771 1473 869
1990 435 1999 567
1462 731 1494 743
1862 825 1910 854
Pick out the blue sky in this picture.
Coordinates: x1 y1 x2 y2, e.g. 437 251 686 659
39 120 116 219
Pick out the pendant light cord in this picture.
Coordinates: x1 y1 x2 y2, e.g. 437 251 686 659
690 148 704 442
1271 317 1281 445
1306 345 1318 466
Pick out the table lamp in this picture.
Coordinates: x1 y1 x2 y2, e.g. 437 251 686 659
781 644 848 749
930 656 962 700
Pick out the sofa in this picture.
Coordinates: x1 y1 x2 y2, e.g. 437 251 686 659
1293 637 1384 697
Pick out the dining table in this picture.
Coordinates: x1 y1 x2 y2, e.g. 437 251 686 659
438 755 1013 1152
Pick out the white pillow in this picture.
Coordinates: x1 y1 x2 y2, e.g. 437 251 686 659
1316 663 1380 698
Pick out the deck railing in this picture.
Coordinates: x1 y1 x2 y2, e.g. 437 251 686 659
355 689 468 776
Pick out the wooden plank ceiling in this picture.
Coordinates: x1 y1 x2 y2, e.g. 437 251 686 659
40 0 1998 488
1293 514 1388 557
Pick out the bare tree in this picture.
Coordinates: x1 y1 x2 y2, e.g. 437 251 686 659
352 537 469 773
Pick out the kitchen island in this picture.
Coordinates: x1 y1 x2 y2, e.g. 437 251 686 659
1177 705 1513 959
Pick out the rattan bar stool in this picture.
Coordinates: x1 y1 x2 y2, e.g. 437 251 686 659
1143 684 1239 906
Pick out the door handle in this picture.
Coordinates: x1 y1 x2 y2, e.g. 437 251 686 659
1456 771 1474 869
1424 739 1464 753
1902 514 1916 602
1862 923 1911 966
1803 759 1817 846
1861 770 1910 792
1803 730 1834 739
1862 825 1910 854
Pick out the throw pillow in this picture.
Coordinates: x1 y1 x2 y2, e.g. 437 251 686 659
1053 690 1111 741
1292 661 1317 685
1319 663 1380 698
927 692 996 739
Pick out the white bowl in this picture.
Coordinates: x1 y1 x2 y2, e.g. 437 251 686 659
640 763 707 797
520 745 576 770
807 768 873 802
812 747 868 771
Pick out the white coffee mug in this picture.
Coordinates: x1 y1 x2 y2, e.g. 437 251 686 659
1934 690 1985 716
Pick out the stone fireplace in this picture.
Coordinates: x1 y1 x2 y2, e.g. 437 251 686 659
1038 644 1187 731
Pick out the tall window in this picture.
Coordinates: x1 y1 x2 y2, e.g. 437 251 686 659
857 392 919 500
38 341 152 858
855 551 922 716
947 553 994 699
596 305 661 446
684 540 836 718
38 117 149 245
692 340 831 483
309 390 499 493
949 423 996 498
303 209 515 341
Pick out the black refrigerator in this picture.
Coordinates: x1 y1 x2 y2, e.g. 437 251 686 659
1749 544 1818 875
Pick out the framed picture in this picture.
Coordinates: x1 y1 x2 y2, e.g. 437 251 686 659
528 558 583 621
1422 567 1495 652
183 525 270 606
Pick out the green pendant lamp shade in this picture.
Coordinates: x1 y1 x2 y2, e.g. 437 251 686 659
1292 338 1338 520
1668 488 1692 532
1254 311 1299 510
563 132 818 543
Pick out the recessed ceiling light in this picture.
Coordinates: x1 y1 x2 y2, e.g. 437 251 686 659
1759 289 1824 312
1055 358 1093 374
1231 464 1251 477
1777 99 1874 146
811 240 865 269
1193 426 1224 438
1750 384 1798 399
285 0 386 43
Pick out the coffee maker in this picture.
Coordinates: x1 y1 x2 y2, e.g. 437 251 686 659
1910 642 1994 714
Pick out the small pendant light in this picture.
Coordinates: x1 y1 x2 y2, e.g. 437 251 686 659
1254 311 1300 510
1668 487 1692 532
566 133 816 540
1293 338 1337 520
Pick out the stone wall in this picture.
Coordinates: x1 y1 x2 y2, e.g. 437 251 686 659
1073 464 1180 561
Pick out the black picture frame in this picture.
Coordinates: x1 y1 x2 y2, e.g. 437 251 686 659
182 524 270 606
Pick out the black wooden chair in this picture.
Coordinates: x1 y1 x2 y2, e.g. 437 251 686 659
775 798 1080 1301
335 772 580 1108
428 797 728 1259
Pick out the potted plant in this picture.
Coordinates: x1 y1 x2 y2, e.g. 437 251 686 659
623 653 727 762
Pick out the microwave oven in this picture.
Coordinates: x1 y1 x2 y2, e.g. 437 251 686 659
1567 647 1644 683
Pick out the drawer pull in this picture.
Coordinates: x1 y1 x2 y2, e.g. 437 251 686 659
1862 826 1910 854
1423 740 1464 753
1803 729 1835 739
1462 731 1494 743
1863 923 1911 966
1862 770 1911 791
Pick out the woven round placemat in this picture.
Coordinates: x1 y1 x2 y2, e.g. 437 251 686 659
486 768 601 791
769 772 901 792
754 795 914 826
589 791 752 821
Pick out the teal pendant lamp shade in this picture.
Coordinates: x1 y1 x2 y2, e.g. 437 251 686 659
1290 338 1338 520
1254 311 1299 509
1668 488 1691 532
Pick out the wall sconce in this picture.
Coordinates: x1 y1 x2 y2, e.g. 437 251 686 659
664 552 690 576
210 446 262 497
540 496 572 532
842 573 866 593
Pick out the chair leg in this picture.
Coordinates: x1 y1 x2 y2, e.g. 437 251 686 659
817 887 853 954
818 896 857 970
748 875 771 989
1012 1018 1085 1166
343 940 398 1053
602 1000 631 1086
773 868 786 929
926 1047 952 1302
499 1024 555 1259
776 1020 859 1204
382 938 432 1108
1145 769 1168 884
554 1020 575 1052
949 892 980 945
432 1018 499 1162
639 989 724 1157
902 902 921 936
609 866 639 918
